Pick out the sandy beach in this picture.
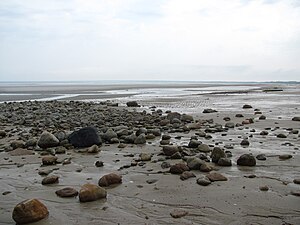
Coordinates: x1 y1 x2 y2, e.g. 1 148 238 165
0 82 300 225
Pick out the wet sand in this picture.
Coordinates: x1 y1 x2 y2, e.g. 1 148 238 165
0 82 300 225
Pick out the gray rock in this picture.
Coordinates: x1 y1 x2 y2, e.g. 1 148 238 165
126 101 140 107
237 154 256 166
102 128 118 142
256 154 266 161
181 114 194 122
197 144 211 153
211 147 226 163
38 131 59 149
134 134 146 144
187 157 204 170
292 116 300 121
196 176 211 186
140 153 152 161
240 139 250 146
217 158 232 166
225 122 235 128
170 163 189 174
188 139 201 148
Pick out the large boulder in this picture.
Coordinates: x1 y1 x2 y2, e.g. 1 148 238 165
79 184 107 202
237 154 256 166
98 173 122 187
38 131 60 149
12 199 49 224
68 127 101 148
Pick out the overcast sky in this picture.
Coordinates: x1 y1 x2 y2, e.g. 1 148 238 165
0 0 299 81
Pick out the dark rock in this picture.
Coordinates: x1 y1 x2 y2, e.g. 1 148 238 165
200 163 213 172
12 199 49 224
11 140 25 149
292 117 300 121
203 108 217 113
140 153 152 161
167 112 181 121
211 147 226 163
240 139 250 146
170 163 189 174
162 134 171 140
206 172 228 181
79 184 107 202
42 156 58 165
55 146 66 154
126 101 140 107
42 175 59 185
260 131 268 135
0 130 6 137
256 154 266 161
291 191 300 197
170 209 188 218
279 154 292 160
68 127 101 148
188 139 201 148
259 185 269 191
277 133 287 138
134 134 146 144
162 145 179 156
102 128 118 142
38 131 59 149
98 173 122 187
160 140 170 145
181 114 194 122
217 158 232 166
237 154 256 166
259 115 266 120
180 171 196 180
136 128 147 136
243 104 252 109
170 152 182 159
235 114 244 118
225 122 235 128
146 179 158 184
161 161 171 169
95 161 104 167
187 157 204 170
55 187 78 197
293 179 300 184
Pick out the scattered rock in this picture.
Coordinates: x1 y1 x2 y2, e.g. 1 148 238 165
199 163 213 172
180 171 196 180
211 147 226 163
217 158 232 166
68 127 101 148
206 172 228 182
293 179 300 184
279 154 292 160
42 156 58 166
95 161 104 167
203 108 217 113
291 191 300 197
98 173 122 187
55 187 78 197
11 140 25 149
196 176 212 186
79 184 107 202
259 115 266 120
225 122 235 128
256 154 267 161
9 148 34 156
260 131 268 135
12 199 49 224
170 163 189 174
162 145 179 156
134 134 146 144
259 186 269 191
38 131 60 149
240 139 250 146
140 153 152 161
187 157 204 170
243 104 252 109
161 161 171 169
181 114 194 122
170 209 188 218
237 154 256 166
88 144 100 153
292 117 300 121
146 179 158 184
42 175 59 185
277 133 287 138
38 169 53 176
188 139 201 148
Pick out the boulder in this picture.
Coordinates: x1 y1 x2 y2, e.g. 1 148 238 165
38 131 59 149
79 184 107 202
237 154 256 166
68 127 101 148
188 139 201 148
12 199 49 224
292 117 300 121
98 173 122 187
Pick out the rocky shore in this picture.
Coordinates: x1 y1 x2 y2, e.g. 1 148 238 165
0 91 300 224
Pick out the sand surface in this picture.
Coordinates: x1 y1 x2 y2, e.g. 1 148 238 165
0 82 300 225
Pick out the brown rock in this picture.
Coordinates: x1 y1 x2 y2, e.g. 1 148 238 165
79 184 107 202
42 156 58 165
55 187 78 197
88 144 100 153
169 163 189 174
42 175 59 185
9 148 34 156
180 171 196 180
259 185 269 191
12 199 49 224
206 172 228 182
199 163 213 172
98 173 122 187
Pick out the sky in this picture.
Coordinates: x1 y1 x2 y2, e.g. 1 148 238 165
0 0 300 82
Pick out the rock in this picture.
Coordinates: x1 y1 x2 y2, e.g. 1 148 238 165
134 134 146 144
225 122 235 128
203 108 217 113
95 161 104 167
38 131 60 149
125 133 137 144
170 152 182 159
240 139 250 146
136 128 147 136
25 138 37 148
200 163 213 172
291 191 300 197
55 187 78 197
235 114 244 118
102 129 118 142
11 140 25 149
206 172 228 182
180 171 196 180
162 134 171 140
259 115 266 120
55 146 66 154
196 176 212 186
211 147 226 163
260 131 269 135
12 199 49 224
42 156 58 165
126 101 140 107
188 139 201 148
146 179 158 184
197 144 211 153
38 169 53 176
167 112 181 121
98 173 122 187
88 144 100 153
140 153 152 161
170 163 189 174
217 158 232 166
277 133 287 138
256 154 267 161
68 127 101 148
170 209 188 218
118 143 127 148
42 175 59 185
161 161 171 169
181 114 194 122
0 130 6 137
79 184 107 202
187 157 204 170
237 154 256 166
292 116 300 121
279 154 292 160
243 104 252 109
162 145 179 156
160 140 170 145
9 148 34 156
259 185 269 191
293 179 300 184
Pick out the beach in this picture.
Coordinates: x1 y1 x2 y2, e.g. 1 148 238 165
0 82 300 225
